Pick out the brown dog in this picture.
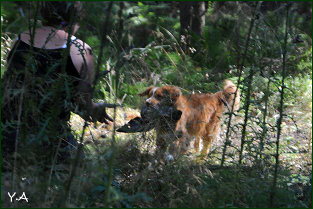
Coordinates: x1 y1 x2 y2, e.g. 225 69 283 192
139 80 240 158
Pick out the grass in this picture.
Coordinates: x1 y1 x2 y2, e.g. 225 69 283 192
3 102 311 208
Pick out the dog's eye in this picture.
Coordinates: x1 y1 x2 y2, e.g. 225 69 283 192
155 94 163 99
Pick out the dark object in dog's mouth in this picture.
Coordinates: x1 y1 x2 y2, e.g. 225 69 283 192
117 105 182 133
117 117 154 133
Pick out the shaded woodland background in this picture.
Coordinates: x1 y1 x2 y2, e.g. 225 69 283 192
1 1 312 208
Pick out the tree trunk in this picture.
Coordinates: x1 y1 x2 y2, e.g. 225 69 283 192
192 2 206 35
118 2 124 41
179 2 206 36
179 2 193 36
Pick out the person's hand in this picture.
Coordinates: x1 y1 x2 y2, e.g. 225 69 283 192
92 103 114 124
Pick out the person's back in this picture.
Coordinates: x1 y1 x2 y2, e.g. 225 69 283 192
2 2 113 166
2 30 80 157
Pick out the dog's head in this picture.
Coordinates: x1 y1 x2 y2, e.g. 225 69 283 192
139 86 183 123
139 86 182 107
219 80 240 111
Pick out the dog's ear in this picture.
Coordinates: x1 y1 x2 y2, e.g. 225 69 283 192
163 86 182 103
223 80 240 111
138 87 154 97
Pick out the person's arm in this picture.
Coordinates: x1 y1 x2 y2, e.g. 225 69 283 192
70 39 113 124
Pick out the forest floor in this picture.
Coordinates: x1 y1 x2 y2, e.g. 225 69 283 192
67 103 312 208
2 103 311 208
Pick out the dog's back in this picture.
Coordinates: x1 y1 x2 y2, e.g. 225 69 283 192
175 80 240 155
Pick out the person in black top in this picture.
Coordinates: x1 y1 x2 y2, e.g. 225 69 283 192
2 2 113 164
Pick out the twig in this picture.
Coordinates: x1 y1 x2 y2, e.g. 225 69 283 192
220 1 261 167
12 0 40 197
238 67 254 165
269 3 290 207
258 79 271 161
56 2 93 207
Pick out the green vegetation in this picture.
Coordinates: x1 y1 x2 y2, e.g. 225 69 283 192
1 1 311 208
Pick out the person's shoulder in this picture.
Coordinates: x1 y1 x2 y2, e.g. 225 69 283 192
71 37 93 56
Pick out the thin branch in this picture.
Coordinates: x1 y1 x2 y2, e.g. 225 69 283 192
55 2 95 206
269 3 290 207
258 78 271 161
12 1 40 197
220 1 262 167
92 2 114 91
238 68 254 164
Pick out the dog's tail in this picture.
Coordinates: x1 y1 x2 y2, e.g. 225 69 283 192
222 80 240 111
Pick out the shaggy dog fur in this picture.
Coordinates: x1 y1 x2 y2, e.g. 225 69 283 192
139 80 240 157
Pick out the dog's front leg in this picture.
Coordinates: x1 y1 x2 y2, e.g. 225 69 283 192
169 118 190 155
168 133 193 157
155 135 167 155
179 135 194 154
201 121 220 156
194 137 201 153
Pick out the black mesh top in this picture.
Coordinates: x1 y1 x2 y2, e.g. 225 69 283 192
2 36 81 140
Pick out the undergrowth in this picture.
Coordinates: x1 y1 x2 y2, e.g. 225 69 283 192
1 2 312 208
